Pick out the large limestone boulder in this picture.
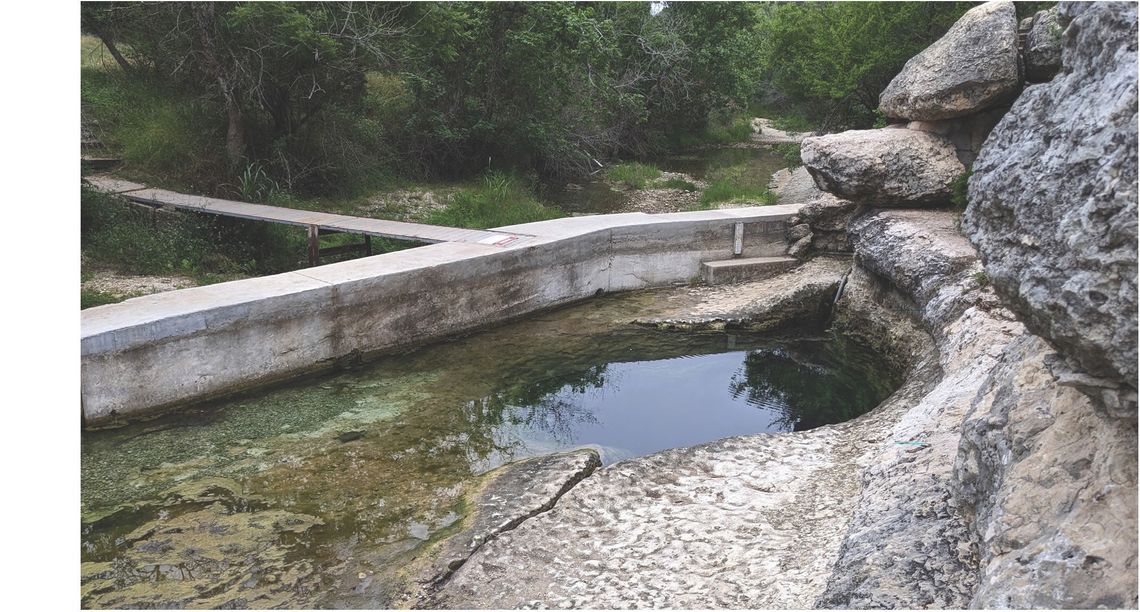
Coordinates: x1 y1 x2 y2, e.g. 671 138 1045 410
1024 7 1063 82
963 1 1137 413
769 165 822 205
800 128 964 206
879 1 1021 120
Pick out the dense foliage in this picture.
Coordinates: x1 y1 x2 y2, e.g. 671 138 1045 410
83 1 769 191
83 1 987 194
753 1 976 130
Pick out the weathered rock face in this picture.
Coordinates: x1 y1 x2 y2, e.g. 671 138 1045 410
823 208 1138 609
879 1 1021 120
801 128 964 206
963 0 1138 412
1025 7 1063 82
956 333 1139 609
905 106 1008 167
785 193 859 256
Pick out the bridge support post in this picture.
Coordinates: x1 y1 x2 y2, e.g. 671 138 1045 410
307 225 319 267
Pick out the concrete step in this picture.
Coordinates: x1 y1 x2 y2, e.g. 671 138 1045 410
700 256 799 285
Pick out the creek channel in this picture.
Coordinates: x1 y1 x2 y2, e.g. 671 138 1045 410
544 145 789 213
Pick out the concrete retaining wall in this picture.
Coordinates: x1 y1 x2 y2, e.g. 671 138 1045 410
81 206 799 425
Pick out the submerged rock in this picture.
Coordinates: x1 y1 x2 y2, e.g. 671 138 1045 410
963 0 1138 412
879 1 1021 120
801 128 964 206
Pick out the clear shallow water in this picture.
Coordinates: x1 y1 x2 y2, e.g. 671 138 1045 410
80 289 897 608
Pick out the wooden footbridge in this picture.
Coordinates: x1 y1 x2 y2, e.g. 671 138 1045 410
84 176 527 265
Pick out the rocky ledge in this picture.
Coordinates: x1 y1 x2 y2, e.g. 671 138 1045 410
409 207 1136 609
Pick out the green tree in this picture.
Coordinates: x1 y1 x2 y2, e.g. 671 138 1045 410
754 2 975 130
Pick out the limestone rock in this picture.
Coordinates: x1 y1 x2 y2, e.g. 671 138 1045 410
413 450 600 591
956 334 1138 609
799 193 858 233
1025 7 1063 82
879 1 1021 120
963 0 1138 406
787 222 812 242
769 165 823 205
787 234 812 258
786 193 859 254
801 129 964 206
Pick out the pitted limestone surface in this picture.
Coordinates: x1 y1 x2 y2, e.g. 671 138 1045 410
429 400 919 609
416 450 602 588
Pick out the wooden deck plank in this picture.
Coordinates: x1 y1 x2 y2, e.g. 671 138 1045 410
89 177 525 247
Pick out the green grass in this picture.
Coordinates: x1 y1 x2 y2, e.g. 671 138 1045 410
698 182 777 208
695 162 778 209
82 68 226 187
606 162 663 190
81 35 121 72
659 178 699 192
82 186 306 281
424 172 562 229
81 289 128 310
701 115 754 145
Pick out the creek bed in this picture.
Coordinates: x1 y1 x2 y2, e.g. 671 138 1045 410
81 285 897 608
544 146 788 214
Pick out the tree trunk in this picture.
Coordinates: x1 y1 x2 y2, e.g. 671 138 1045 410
95 32 133 74
224 95 245 169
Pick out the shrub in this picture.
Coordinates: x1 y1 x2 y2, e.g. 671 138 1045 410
950 170 972 210
774 143 803 169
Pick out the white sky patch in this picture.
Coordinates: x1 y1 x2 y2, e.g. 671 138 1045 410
650 2 667 16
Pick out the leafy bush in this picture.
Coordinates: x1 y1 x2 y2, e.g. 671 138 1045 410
774 143 803 169
700 110 755 144
754 2 975 130
606 162 663 190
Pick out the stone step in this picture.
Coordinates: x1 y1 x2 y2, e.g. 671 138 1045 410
700 256 799 285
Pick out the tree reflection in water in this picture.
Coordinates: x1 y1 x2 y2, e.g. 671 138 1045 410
728 336 899 432
464 363 607 453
